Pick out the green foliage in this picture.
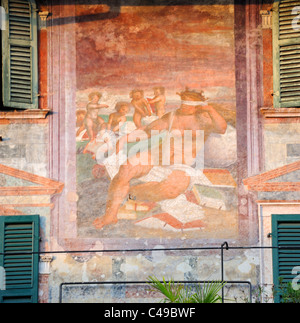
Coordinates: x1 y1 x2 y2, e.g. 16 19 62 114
276 278 300 304
147 276 226 304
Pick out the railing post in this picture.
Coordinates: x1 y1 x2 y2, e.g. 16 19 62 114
221 242 229 303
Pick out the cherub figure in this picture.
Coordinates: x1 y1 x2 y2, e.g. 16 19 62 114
76 110 87 139
148 87 166 118
84 92 109 140
130 89 152 129
107 102 129 133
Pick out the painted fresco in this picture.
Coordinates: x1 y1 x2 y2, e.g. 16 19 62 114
75 2 238 239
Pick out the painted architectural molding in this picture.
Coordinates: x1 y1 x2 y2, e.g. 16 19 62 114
39 255 53 275
38 10 50 30
244 160 300 192
0 164 64 196
38 11 50 21
0 206 23 215
260 10 272 29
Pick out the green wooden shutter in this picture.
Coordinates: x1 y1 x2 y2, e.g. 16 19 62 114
0 215 40 303
1 0 38 109
273 0 300 108
272 214 300 303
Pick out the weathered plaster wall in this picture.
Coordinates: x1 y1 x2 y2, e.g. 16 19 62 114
0 121 48 177
264 122 300 171
0 120 51 247
50 248 260 303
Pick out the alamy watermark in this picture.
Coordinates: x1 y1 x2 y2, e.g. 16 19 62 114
292 6 300 31
0 6 5 31
292 266 300 291
95 128 205 175
0 266 6 291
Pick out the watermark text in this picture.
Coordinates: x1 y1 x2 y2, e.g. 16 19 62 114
95 128 205 173
0 6 5 31
0 266 6 291
292 6 300 31
292 266 300 291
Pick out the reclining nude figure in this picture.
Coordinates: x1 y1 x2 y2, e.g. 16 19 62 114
93 90 227 230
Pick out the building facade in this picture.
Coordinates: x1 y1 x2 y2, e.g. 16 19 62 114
0 0 300 303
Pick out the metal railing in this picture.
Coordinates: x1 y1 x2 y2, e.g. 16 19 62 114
1 241 300 303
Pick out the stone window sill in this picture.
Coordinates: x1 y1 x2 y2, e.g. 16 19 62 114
0 109 50 120
260 107 300 118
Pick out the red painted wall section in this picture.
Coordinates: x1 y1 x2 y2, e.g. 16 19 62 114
39 28 48 110
262 28 273 108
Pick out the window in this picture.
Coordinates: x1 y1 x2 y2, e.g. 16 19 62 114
273 0 300 108
0 215 40 303
1 0 38 110
272 214 300 303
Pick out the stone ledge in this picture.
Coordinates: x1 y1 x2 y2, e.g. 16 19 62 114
260 107 300 118
0 109 50 120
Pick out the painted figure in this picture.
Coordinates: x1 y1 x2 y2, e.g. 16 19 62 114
107 102 129 133
76 110 88 140
148 87 166 118
83 102 129 160
84 92 109 140
130 89 152 129
93 89 227 230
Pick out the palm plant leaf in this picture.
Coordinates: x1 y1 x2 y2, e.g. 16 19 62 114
147 276 185 303
147 276 226 304
192 281 226 303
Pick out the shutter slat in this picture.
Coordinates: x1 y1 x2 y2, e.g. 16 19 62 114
280 33 300 39
7 280 32 285
5 274 32 280
279 72 300 78
280 68 300 75
5 258 32 264
280 64 300 70
281 95 300 101
281 86 300 91
279 258 300 262
5 235 32 240
281 83 300 89
5 244 33 248
279 250 300 254
2 296 32 303
280 53 300 61
281 77 300 82
4 228 32 233
5 267 32 272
